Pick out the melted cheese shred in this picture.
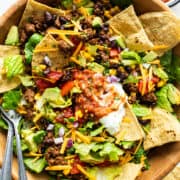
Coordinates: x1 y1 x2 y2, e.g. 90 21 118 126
77 165 96 180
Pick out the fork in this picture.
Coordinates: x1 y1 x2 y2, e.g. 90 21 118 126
0 107 27 180
0 110 14 180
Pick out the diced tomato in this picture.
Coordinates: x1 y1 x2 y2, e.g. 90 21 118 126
110 48 119 57
138 80 143 93
70 36 80 46
63 107 74 118
151 76 159 83
70 157 84 175
61 81 74 96
35 79 53 92
47 71 63 83
138 80 148 95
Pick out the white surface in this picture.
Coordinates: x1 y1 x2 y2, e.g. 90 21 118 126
0 1 179 16
0 0 17 15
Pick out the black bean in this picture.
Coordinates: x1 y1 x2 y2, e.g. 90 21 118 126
44 11 53 24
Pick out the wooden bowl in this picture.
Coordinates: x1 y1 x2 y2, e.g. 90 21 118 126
0 0 179 179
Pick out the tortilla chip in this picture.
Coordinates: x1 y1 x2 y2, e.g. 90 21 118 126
115 103 145 141
143 107 180 150
90 163 142 180
0 45 21 93
115 163 143 180
32 34 69 73
139 11 180 53
109 5 154 52
19 0 65 29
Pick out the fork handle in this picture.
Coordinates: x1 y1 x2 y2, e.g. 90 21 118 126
14 128 27 180
1 123 14 180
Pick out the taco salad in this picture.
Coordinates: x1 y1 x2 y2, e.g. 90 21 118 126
0 0 180 179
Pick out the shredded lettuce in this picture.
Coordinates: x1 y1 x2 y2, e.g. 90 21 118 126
41 87 72 108
132 103 151 117
123 75 139 84
160 51 180 82
4 55 24 79
21 129 46 153
19 75 34 87
2 90 22 110
156 84 180 112
24 33 43 64
121 51 141 63
153 67 168 80
74 142 124 162
24 157 47 173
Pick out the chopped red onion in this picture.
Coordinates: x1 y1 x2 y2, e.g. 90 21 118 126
46 124 54 131
54 137 63 145
73 122 79 128
59 127 65 137
44 56 52 67
67 139 73 148
107 76 120 83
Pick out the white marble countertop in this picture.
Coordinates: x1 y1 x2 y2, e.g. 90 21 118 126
0 1 179 17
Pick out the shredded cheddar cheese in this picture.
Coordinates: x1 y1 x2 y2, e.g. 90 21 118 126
58 34 74 47
72 41 83 57
45 165 71 171
77 165 96 180
75 131 91 144
47 29 82 35
60 138 69 154
139 64 147 95
151 45 168 51
33 47 59 53
33 113 43 123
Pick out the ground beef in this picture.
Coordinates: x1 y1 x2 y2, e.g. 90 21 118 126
117 67 128 82
19 29 28 43
128 92 137 104
84 28 96 40
24 88 35 103
43 131 54 146
80 18 92 30
23 109 34 120
123 83 138 94
58 39 72 52
45 146 68 166
140 92 157 105
98 50 110 62
24 23 36 35
60 68 74 83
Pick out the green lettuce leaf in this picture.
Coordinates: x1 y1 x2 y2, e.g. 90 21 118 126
90 125 104 137
4 55 24 79
24 157 47 173
167 84 180 105
121 51 141 63
160 51 180 82
156 84 180 112
132 104 151 117
99 142 124 161
24 33 43 64
21 129 46 153
87 165 122 180
123 75 139 84
74 142 124 162
153 67 168 80
42 87 72 108
5 26 19 46
19 75 34 87
156 85 173 112
2 90 22 110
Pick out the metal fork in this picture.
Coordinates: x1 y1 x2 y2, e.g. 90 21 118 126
0 107 27 180
0 110 14 180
